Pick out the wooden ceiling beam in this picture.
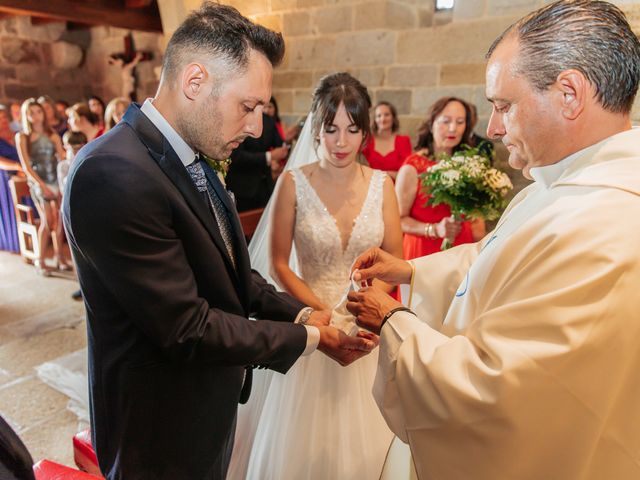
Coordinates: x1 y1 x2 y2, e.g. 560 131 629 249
0 0 162 32
126 0 153 8
30 16 64 26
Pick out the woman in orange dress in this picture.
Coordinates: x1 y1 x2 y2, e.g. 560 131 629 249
396 97 486 259
361 101 411 179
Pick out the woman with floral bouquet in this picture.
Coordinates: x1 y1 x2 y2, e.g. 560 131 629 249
395 97 486 259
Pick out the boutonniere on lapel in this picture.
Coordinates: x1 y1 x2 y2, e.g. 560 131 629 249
201 152 231 185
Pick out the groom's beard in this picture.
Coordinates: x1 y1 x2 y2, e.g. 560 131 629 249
178 96 228 161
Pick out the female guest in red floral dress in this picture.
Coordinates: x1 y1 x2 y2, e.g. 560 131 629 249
361 101 411 179
396 97 486 259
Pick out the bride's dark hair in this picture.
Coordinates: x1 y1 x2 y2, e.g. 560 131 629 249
310 72 372 146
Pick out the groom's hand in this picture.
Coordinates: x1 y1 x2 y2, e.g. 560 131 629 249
347 286 403 335
306 310 331 327
351 248 413 286
317 326 376 366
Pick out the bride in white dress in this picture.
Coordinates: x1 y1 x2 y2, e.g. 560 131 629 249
227 72 403 479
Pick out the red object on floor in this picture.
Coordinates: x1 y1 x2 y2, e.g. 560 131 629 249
73 430 102 477
33 459 102 479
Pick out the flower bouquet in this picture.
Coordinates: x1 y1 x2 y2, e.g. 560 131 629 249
421 145 512 249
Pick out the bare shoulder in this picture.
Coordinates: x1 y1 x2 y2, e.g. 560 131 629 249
298 161 321 177
273 168 297 202
360 164 375 181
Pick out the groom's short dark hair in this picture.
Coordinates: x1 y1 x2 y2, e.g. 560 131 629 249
162 2 285 85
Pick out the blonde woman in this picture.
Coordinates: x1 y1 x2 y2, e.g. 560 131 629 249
15 98 67 274
104 97 130 131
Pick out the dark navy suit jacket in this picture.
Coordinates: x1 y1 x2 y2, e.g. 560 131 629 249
62 104 306 480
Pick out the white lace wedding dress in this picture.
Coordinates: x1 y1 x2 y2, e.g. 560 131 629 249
228 167 394 480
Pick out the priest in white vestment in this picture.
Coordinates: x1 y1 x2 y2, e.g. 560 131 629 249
347 1 640 479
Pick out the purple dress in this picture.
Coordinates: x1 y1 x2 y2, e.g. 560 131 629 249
0 138 20 252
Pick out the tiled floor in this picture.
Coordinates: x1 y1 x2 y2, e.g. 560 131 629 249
0 250 86 467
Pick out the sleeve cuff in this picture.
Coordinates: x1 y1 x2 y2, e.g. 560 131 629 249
302 325 320 355
384 310 422 343
407 260 416 308
294 306 313 324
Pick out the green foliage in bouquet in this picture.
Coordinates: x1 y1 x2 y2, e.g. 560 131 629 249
420 145 512 221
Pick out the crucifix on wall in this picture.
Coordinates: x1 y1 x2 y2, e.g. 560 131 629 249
108 32 153 102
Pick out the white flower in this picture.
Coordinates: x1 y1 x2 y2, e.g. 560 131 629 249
463 160 484 178
441 169 461 187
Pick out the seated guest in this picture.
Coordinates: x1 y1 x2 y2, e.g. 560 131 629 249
58 130 87 301
264 96 301 143
0 105 22 253
9 102 21 134
68 103 103 141
104 97 130 131
54 100 69 120
361 101 412 179
57 131 87 193
87 95 106 131
38 95 67 137
15 98 67 275
395 97 485 260
226 113 289 212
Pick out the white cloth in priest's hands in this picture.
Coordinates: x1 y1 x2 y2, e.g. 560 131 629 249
329 272 363 336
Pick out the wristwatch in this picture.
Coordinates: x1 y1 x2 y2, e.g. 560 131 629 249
297 307 314 325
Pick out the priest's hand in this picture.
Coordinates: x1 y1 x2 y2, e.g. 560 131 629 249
347 286 403 335
351 247 413 287
317 325 376 366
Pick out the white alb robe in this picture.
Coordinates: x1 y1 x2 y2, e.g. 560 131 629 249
376 128 640 479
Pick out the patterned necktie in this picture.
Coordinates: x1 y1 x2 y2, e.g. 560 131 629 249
186 157 236 269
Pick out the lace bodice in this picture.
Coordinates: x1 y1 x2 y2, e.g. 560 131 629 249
291 168 386 307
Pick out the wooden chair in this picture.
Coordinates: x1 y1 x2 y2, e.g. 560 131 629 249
8 176 40 263
238 208 264 241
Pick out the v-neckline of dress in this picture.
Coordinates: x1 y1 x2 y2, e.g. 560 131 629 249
299 170 376 254
371 135 397 158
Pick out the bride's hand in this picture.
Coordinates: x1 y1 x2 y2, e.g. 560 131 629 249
306 309 331 327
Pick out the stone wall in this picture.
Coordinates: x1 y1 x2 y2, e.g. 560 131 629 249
219 0 640 192
0 16 162 107
224 0 640 136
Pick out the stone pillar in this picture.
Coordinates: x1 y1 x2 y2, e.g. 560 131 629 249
156 0 204 52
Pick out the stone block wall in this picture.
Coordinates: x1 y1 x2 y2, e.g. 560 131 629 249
0 16 162 107
225 0 640 134
220 0 640 191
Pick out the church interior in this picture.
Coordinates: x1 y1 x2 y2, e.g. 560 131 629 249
0 0 639 478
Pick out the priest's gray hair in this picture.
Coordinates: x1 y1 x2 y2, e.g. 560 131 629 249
487 0 640 114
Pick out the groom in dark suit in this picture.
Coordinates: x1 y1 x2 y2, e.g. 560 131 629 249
62 4 374 479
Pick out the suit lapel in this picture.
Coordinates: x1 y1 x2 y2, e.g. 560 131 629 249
122 105 241 290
